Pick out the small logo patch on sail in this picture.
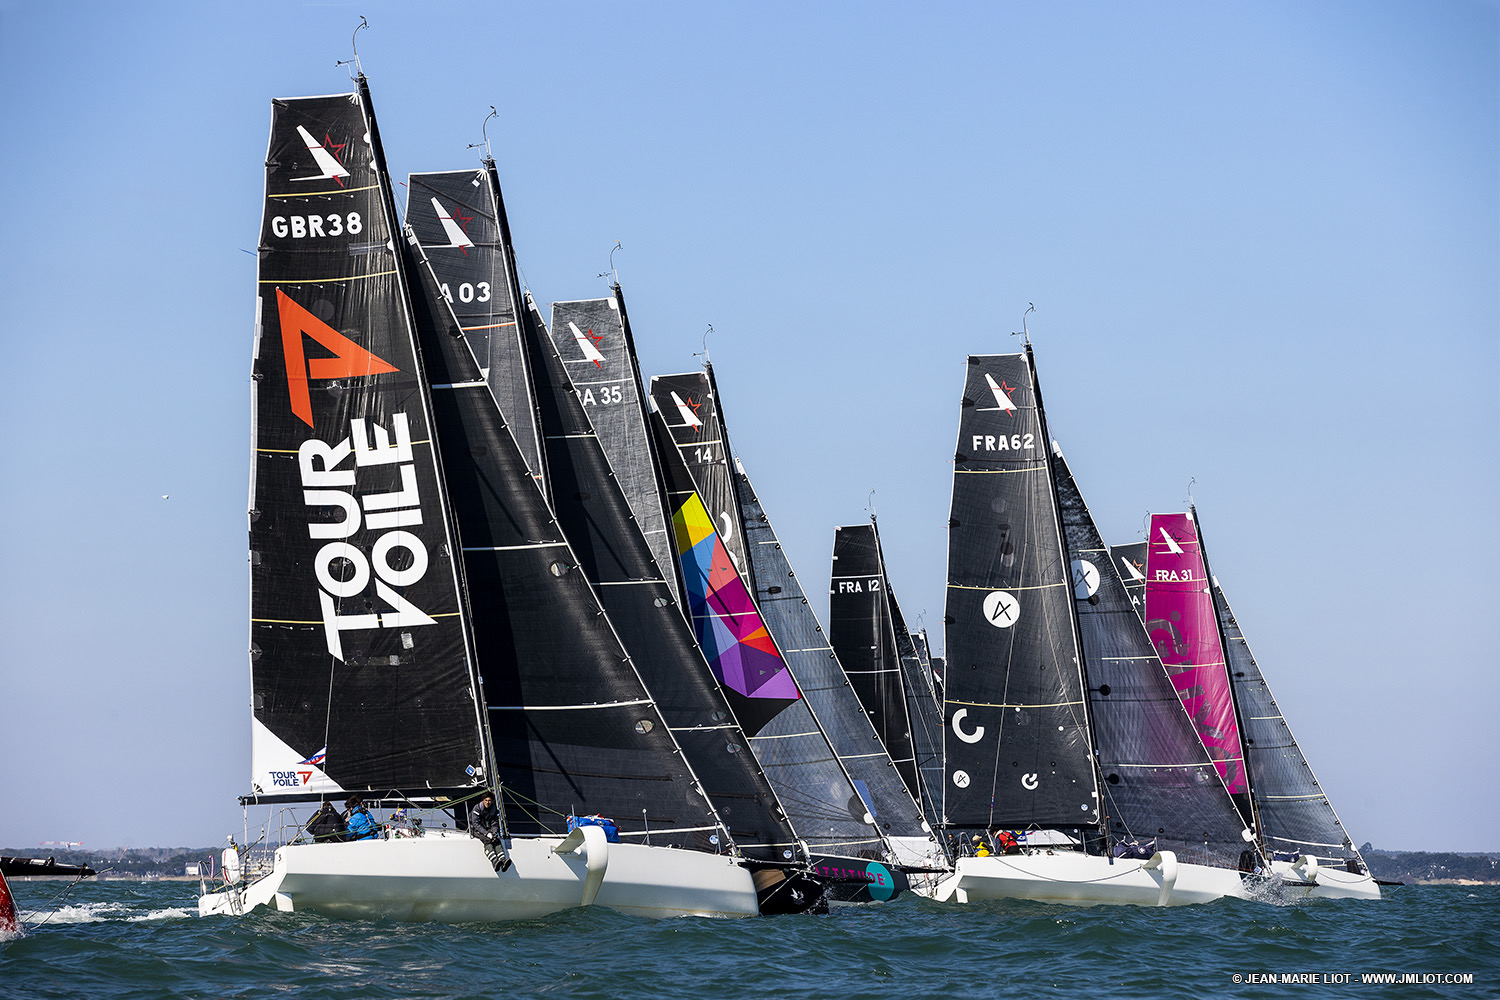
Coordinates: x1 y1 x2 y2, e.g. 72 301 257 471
984 373 1018 412
568 322 606 367
430 198 474 250
669 391 704 431
292 125 350 185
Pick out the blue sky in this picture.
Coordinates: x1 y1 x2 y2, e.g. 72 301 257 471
0 1 1493 852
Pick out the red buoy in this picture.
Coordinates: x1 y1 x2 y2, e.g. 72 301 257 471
0 869 22 937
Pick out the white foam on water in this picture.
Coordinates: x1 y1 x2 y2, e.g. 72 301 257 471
128 907 195 922
20 901 126 925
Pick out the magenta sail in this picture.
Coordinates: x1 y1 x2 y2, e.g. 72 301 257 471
1143 512 1248 794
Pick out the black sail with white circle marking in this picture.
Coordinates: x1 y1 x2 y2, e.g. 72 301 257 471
941 352 1098 830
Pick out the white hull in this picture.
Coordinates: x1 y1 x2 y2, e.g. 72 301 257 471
199 830 759 922
925 850 1252 907
1272 857 1381 900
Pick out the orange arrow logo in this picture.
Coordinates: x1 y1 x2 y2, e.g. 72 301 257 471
277 289 399 427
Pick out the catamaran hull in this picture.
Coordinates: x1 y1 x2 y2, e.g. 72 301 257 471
925 851 1251 907
198 833 759 922
1272 858 1381 900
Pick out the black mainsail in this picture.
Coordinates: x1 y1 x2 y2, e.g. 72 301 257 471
407 165 546 495
515 293 800 860
830 522 946 836
548 289 680 605
247 83 486 802
1054 450 1256 867
401 229 727 846
941 351 1099 832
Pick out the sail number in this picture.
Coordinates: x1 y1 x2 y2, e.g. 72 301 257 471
439 282 492 304
579 384 622 407
970 433 1035 452
693 447 713 464
271 213 364 238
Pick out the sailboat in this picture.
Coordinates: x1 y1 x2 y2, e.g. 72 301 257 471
1141 511 1380 900
201 79 761 921
929 348 1263 906
645 368 943 898
409 162 819 900
828 520 947 837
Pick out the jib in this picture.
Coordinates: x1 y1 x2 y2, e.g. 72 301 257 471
272 213 364 239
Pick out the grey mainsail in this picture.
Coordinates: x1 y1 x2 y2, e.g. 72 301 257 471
548 288 679 604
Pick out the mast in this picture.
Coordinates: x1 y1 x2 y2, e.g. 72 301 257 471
247 80 488 803
1025 344 1109 851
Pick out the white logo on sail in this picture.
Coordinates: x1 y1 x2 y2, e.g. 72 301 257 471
1120 556 1146 582
982 590 1020 628
431 198 474 249
568 322 607 367
669 391 703 430
952 770 971 788
1158 527 1184 554
984 373 1016 412
1021 773 1039 790
1071 559 1100 599
951 708 985 744
292 125 351 183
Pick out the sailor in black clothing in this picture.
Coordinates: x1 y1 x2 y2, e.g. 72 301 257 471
305 801 346 843
468 792 511 872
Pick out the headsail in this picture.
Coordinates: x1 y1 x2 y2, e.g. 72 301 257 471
1055 451 1256 867
408 165 546 494
548 290 679 604
941 352 1099 831
515 293 800 860
735 462 939 865
1143 513 1251 803
401 232 724 846
649 404 885 859
247 84 485 802
1213 565 1365 868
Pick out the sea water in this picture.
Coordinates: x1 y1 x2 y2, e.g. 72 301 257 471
1 880 1495 999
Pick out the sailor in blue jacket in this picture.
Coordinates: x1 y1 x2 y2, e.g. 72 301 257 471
343 796 379 841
